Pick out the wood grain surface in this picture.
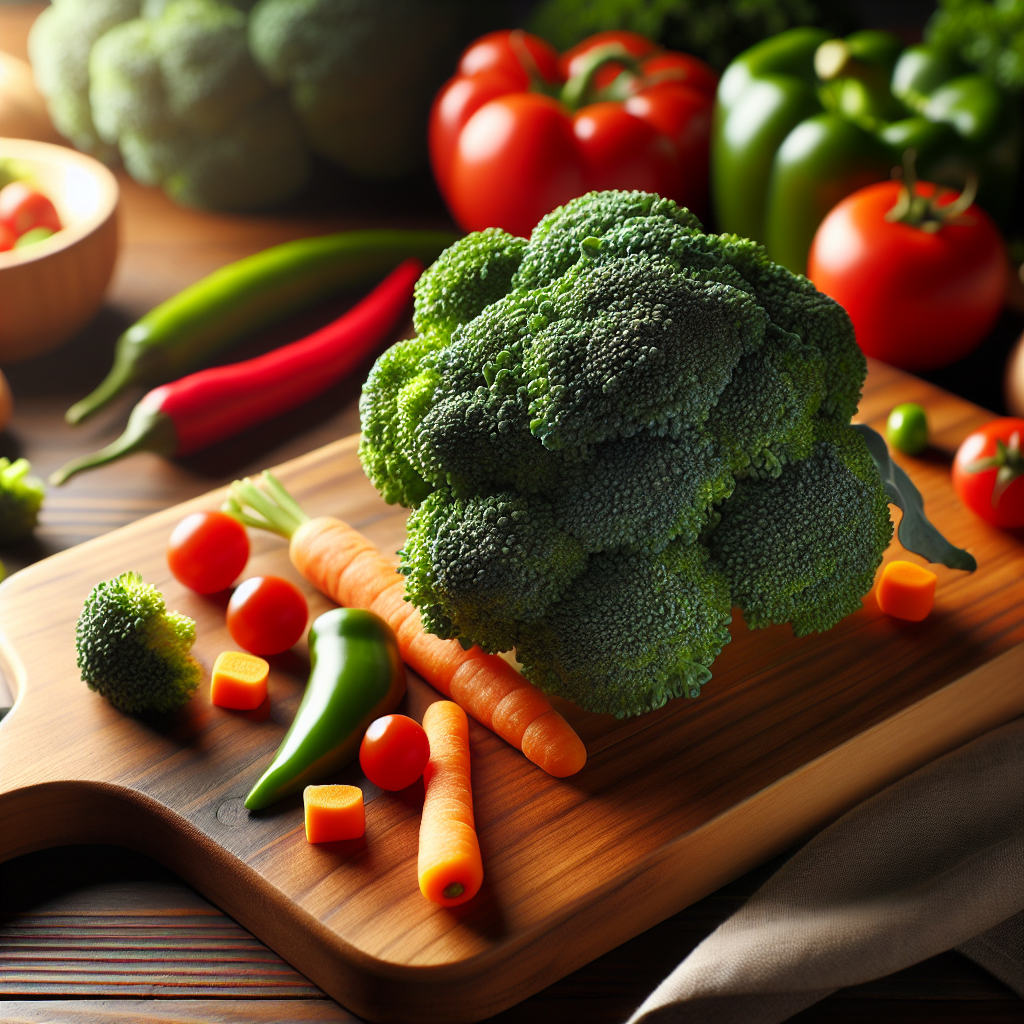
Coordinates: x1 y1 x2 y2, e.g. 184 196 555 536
0 360 1021 1023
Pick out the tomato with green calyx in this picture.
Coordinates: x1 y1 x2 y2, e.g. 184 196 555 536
227 575 308 655
359 714 430 791
168 511 249 594
952 418 1024 529
431 28 717 237
886 403 928 455
807 158 1006 372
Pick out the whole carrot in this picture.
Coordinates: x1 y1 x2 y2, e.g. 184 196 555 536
225 473 588 778
50 260 422 485
418 700 482 907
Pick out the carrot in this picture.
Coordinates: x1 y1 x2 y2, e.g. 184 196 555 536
210 650 269 710
418 700 483 907
225 473 587 778
303 784 365 843
875 559 937 622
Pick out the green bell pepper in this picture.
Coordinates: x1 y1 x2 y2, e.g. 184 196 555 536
712 28 1021 274
244 608 405 811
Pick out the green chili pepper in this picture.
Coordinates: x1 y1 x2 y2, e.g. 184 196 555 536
244 608 405 811
712 28 1021 274
66 229 457 425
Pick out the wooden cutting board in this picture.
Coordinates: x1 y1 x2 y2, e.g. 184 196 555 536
0 360 1021 1024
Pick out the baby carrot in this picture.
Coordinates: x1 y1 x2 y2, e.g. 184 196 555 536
418 700 483 907
224 474 588 778
210 650 269 710
875 559 937 621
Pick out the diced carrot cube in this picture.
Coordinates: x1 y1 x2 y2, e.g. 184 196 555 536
304 785 365 843
210 650 269 710
875 560 937 622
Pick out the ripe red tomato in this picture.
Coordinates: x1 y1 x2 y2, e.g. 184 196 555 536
359 714 431 791
951 418 1024 529
807 179 1007 372
167 511 250 594
431 29 716 236
0 181 61 237
227 576 308 656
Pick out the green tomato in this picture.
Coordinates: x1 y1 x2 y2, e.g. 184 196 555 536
886 403 929 455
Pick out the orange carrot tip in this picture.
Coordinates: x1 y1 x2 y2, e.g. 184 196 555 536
875 560 937 622
210 650 269 710
303 785 365 843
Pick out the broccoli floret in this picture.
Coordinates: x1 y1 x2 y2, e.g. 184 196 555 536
0 458 45 543
76 571 202 713
515 541 733 718
87 0 307 210
359 190 965 718
402 488 586 654
710 419 894 635
28 0 141 160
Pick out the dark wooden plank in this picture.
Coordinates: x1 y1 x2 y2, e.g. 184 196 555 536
0 1001 360 1023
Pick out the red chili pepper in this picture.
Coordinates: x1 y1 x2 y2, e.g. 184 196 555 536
430 29 717 237
50 258 423 484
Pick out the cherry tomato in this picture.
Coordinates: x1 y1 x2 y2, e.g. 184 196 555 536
359 714 431 791
808 179 1006 372
167 511 250 594
0 221 15 252
0 181 61 237
227 576 308 655
951 418 1024 529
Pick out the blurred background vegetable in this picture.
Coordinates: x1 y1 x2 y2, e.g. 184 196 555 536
0 50 61 142
528 0 856 71
430 28 717 235
0 456 44 542
28 0 502 211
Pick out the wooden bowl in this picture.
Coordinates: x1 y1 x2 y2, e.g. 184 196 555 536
0 137 118 362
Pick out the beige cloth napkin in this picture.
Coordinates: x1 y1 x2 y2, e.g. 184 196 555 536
628 717 1024 1024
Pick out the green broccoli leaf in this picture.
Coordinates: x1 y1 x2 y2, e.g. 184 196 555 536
853 423 977 572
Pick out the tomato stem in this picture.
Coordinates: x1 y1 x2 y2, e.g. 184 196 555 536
884 149 978 233
965 429 1023 507
560 43 643 111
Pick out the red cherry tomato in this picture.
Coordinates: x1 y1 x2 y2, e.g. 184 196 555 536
359 714 431 791
951 418 1024 529
807 179 1007 372
167 511 250 594
0 221 15 252
226 576 308 656
0 181 62 237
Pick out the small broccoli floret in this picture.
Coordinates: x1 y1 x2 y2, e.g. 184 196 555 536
710 419 894 635
412 229 528 345
402 489 586 654
0 458 45 543
360 190 970 719
76 571 202 713
515 540 732 718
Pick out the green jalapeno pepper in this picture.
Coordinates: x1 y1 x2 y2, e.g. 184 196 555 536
66 229 457 425
244 608 405 811
712 28 1021 274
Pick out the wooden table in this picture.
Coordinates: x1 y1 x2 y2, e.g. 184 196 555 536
0 6 1021 1022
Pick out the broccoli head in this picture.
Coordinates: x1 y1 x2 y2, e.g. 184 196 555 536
359 190 907 717
0 458 45 543
86 0 308 210
76 571 202 713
